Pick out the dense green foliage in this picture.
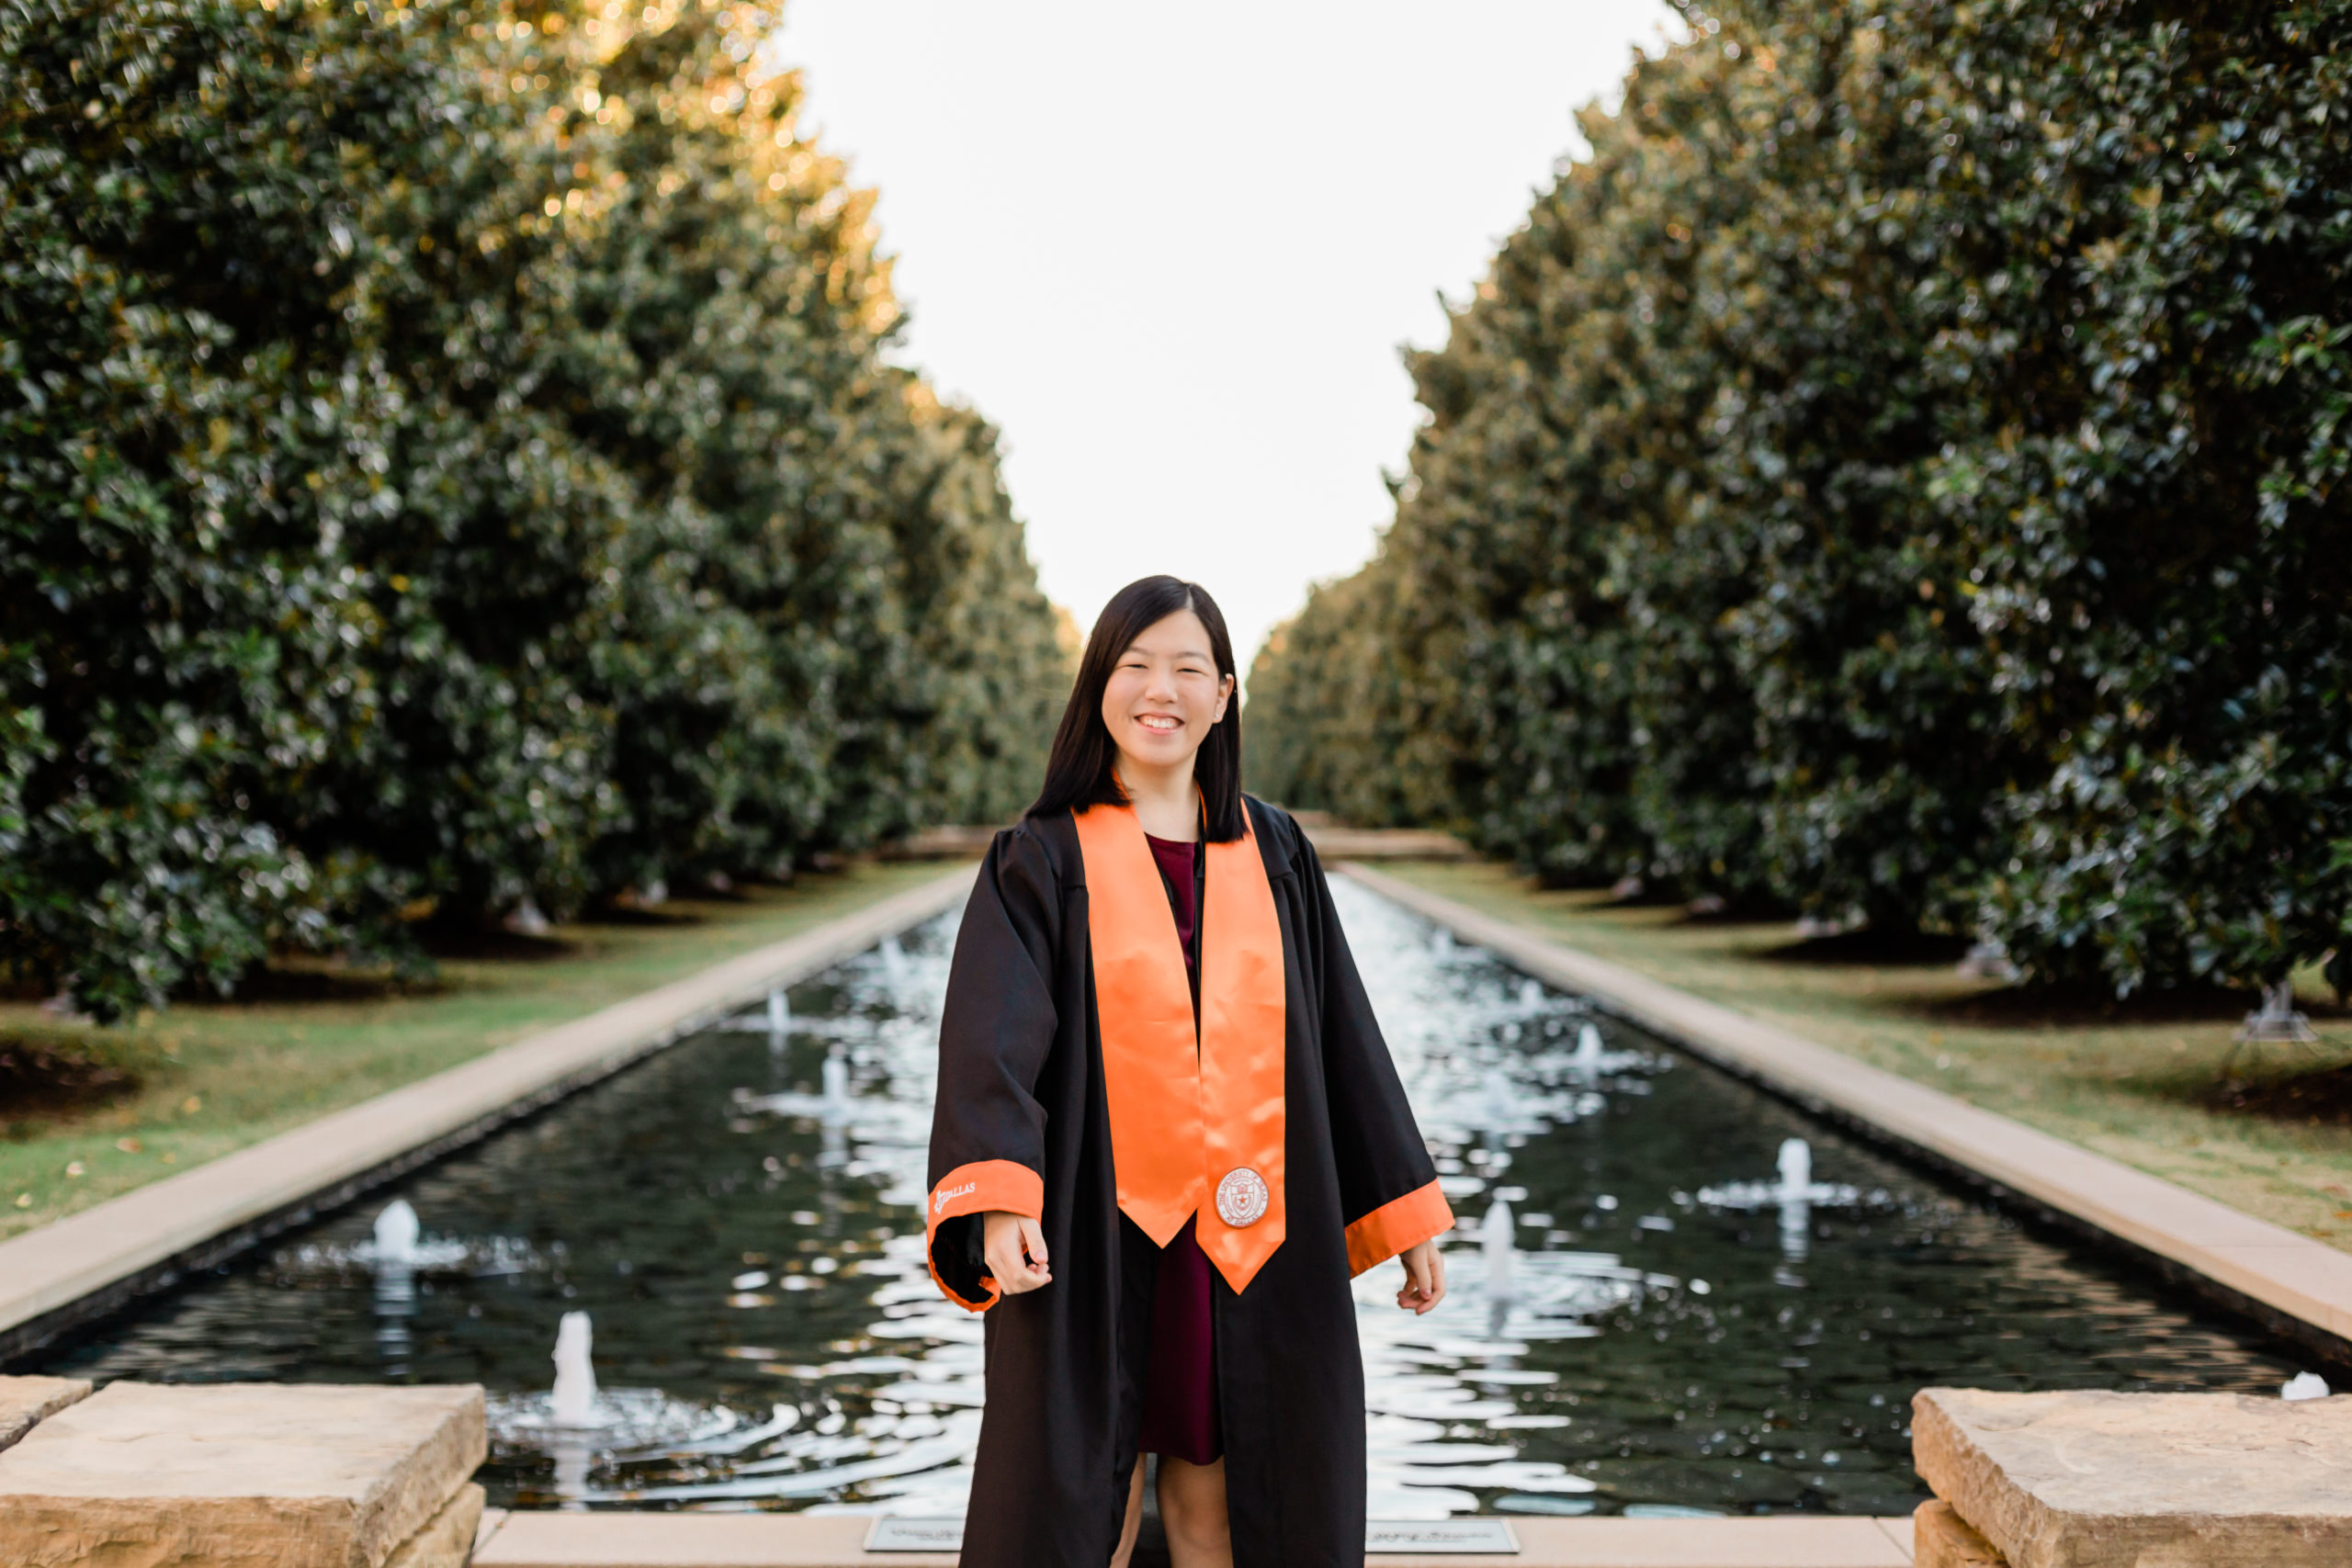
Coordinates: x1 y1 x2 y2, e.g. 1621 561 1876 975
2 0 1064 1019
1250 0 2352 995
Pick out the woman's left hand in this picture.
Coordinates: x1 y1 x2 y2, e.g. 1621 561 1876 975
1396 1239 1446 1314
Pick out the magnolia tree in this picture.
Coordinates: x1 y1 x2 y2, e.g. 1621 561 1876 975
1250 0 2352 996
1 0 1065 1019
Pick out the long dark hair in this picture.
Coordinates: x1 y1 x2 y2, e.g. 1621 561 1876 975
1027 576 1247 841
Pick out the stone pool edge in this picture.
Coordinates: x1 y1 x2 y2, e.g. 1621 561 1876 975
1339 862 2352 1364
0 863 979 1362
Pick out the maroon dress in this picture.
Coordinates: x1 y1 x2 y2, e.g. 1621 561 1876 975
1135 832 1220 1465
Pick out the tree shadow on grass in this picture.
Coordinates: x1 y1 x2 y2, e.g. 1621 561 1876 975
1758 929 1975 966
581 905 707 929
1915 980 2266 1031
418 926 583 962
175 925 580 1008
1672 893 1800 929
2189 1063 2352 1128
0 1039 141 1132
199 964 452 1005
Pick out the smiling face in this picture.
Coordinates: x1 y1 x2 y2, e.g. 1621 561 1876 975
1099 608 1235 780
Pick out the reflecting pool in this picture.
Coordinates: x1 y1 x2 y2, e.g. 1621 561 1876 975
23 880 2305 1518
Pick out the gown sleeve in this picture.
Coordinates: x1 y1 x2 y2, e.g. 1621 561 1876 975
1292 822 1455 1275
924 824 1062 1311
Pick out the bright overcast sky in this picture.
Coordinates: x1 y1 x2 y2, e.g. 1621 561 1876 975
771 2 1678 670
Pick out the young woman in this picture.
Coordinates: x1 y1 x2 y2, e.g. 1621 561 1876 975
924 576 1453 1568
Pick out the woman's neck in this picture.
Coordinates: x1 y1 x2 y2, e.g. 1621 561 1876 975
1115 757 1201 841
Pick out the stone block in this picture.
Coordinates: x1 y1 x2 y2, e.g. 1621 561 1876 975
1914 1386 2352 1568
1915 1501 2007 1568
0 1374 93 1451
0 1380 485 1568
385 1483 487 1568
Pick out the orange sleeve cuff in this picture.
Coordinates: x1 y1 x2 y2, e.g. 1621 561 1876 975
1344 1178 1455 1277
924 1158 1044 1313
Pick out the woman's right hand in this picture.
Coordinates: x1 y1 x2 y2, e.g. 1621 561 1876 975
982 1211 1052 1294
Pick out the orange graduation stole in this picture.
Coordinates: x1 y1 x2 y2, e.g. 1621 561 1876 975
1073 802 1286 1293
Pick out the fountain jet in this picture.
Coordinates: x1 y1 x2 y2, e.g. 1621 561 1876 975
1775 1139 1814 1262
1481 1067 1516 1134
821 1047 851 1116
372 1199 422 1266
1484 1197 1516 1303
551 1311 600 1427
1694 1136 1872 1269
1776 1138 1812 1198
369 1200 420 1372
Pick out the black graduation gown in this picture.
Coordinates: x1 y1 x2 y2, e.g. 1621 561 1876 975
925 797 1451 1568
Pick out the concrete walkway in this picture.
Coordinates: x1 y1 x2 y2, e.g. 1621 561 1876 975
0 865 977 1359
471 1511 1917 1567
1340 863 2352 1355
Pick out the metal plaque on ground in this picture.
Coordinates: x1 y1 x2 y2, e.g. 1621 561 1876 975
1366 1518 1521 1554
865 1517 1522 1554
865 1517 965 1551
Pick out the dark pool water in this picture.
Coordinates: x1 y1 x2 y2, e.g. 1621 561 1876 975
20 881 2312 1519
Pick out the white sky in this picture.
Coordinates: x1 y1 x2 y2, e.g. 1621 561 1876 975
772 1 1677 670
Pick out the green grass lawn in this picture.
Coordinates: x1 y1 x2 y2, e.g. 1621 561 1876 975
0 860 962 1242
1368 860 2352 1253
